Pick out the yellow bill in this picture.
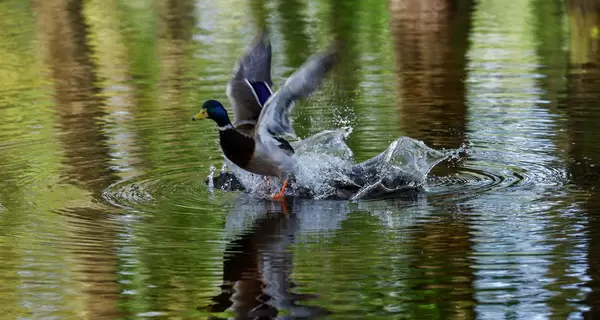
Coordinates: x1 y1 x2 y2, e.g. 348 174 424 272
191 109 208 121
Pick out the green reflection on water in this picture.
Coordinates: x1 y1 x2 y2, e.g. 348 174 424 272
0 0 600 319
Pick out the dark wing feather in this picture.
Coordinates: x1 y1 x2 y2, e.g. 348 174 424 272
255 46 337 140
273 136 295 155
248 80 272 107
227 31 273 127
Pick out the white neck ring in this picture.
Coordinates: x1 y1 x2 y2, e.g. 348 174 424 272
218 124 234 131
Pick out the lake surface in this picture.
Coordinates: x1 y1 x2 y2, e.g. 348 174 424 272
1 0 600 319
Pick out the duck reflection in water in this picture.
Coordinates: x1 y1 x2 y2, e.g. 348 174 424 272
206 199 331 319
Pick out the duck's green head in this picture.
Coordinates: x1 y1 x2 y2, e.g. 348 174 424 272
192 100 231 127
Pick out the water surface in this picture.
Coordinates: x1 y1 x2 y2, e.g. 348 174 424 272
1 0 600 319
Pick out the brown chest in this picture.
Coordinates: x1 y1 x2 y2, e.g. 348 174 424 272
219 129 255 169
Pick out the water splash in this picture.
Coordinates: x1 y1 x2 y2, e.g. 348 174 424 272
207 165 215 192
214 130 450 200
346 137 448 200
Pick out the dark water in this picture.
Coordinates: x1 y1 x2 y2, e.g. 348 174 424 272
1 0 600 318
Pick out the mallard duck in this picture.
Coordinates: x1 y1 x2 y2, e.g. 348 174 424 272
192 34 337 199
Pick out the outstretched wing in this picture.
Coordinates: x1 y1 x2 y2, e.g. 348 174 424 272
255 46 337 141
226 31 273 127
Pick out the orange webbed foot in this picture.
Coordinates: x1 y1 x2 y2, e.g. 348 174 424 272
271 179 288 200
